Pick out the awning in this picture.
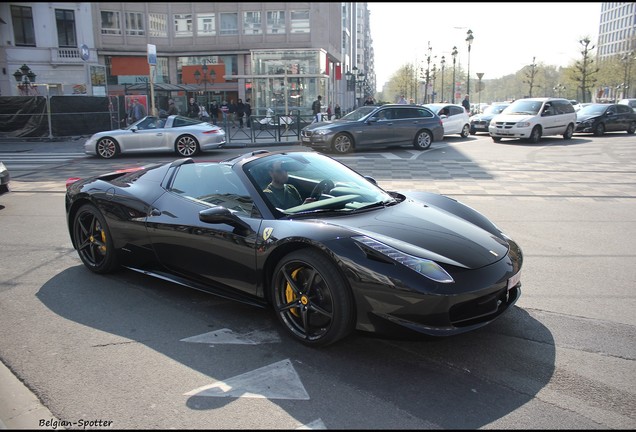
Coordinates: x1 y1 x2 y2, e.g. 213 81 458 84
124 83 200 92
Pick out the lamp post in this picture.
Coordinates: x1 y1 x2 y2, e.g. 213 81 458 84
357 70 366 104
430 64 437 103
553 84 566 98
13 64 37 95
621 52 633 99
465 30 474 98
345 66 358 110
424 41 432 104
194 60 215 108
440 56 446 103
451 46 458 103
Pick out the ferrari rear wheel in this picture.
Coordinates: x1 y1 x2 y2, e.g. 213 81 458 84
73 204 119 274
271 249 354 347
96 137 120 159
175 135 200 157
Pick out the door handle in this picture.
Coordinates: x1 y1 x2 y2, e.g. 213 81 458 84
149 209 161 216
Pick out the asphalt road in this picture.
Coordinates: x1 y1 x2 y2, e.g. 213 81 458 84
1 132 635 429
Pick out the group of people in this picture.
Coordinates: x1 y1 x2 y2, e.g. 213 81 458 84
312 95 342 121
185 97 252 127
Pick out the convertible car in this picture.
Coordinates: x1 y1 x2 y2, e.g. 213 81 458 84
84 115 226 159
65 150 523 347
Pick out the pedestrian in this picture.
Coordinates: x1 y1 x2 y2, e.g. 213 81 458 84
397 95 407 104
236 98 245 128
228 99 237 127
166 98 178 116
327 105 332 120
209 101 219 125
364 96 374 105
220 100 229 125
198 104 210 122
187 97 199 119
312 95 322 122
244 98 252 127
462 95 470 113
334 104 341 119
131 98 146 122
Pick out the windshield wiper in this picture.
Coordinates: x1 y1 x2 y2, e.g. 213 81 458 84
350 199 397 213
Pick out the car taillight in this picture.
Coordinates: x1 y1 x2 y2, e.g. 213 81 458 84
203 129 221 134
66 177 81 188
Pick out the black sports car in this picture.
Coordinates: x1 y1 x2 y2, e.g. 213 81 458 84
65 150 523 347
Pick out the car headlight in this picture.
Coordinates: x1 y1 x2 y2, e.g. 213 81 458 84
516 122 531 128
353 236 454 283
313 129 331 136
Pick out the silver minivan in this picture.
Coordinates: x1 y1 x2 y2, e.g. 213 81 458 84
488 97 576 143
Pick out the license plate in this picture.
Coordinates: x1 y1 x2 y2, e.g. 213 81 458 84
507 271 521 290
301 137 310 143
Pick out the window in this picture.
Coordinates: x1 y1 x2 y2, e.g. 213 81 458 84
220 13 238 35
126 12 145 36
290 10 310 33
174 14 192 37
243 11 261 35
266 11 285 34
11 5 35 46
101 11 121 35
197 13 216 36
148 13 167 37
55 9 76 47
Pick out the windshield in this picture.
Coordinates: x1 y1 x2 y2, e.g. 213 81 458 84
484 104 509 115
502 100 542 115
245 152 395 217
340 106 377 121
577 104 609 116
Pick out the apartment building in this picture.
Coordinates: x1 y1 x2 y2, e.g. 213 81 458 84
0 2 375 115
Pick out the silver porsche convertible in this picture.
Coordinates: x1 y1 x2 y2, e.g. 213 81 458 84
84 115 226 159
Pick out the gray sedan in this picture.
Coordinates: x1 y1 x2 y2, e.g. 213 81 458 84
84 115 226 159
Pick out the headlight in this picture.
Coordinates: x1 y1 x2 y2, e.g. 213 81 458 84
353 236 454 283
313 129 331 136
516 122 531 128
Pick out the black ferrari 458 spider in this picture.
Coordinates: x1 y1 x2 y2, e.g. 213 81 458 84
65 150 523 346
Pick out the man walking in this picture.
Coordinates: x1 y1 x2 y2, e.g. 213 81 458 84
462 95 471 113
312 95 322 122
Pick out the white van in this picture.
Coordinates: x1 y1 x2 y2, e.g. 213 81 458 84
488 97 576 143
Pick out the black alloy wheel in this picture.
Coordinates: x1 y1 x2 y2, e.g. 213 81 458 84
73 204 120 274
271 249 354 347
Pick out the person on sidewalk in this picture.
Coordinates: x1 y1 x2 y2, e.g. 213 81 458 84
312 95 322 122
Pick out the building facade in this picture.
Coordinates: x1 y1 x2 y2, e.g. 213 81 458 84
0 2 376 116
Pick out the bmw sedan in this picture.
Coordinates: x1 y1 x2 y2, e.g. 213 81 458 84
84 115 226 159
469 102 511 134
300 104 444 154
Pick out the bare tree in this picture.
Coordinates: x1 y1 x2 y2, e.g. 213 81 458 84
570 37 599 103
523 57 539 97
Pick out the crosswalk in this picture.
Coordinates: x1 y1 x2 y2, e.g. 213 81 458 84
0 151 88 171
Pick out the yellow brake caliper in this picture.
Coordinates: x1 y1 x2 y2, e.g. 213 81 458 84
285 268 302 317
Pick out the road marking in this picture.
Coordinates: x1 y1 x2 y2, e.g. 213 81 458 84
180 328 280 345
184 359 310 400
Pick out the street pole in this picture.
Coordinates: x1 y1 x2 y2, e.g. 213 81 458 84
451 46 458 104
466 30 474 98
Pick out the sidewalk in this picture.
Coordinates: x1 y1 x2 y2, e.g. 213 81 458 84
0 360 58 429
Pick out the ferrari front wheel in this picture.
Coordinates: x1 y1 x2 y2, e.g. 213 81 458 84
73 204 119 274
271 249 355 347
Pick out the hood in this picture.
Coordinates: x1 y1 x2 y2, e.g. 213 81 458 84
491 113 535 123
327 199 509 269
576 113 600 122
303 120 346 131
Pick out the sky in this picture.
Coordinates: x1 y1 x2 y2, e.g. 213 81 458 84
368 2 602 86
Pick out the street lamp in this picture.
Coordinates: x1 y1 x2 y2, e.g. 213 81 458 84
424 42 432 104
430 64 437 103
465 29 474 98
621 52 633 98
476 72 484 110
451 46 458 103
553 83 566 98
13 64 37 95
345 66 359 110
194 60 215 108
440 56 446 102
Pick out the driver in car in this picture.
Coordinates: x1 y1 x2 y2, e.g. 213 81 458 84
263 160 315 209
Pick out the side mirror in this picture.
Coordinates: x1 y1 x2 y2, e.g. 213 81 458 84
199 206 251 233
130 126 138 132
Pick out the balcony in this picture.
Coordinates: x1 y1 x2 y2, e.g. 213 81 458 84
51 48 86 64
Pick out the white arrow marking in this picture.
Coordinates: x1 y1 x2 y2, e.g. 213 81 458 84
184 359 309 400
180 328 281 345
296 418 327 429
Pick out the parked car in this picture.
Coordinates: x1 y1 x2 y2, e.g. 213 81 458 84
469 102 511 134
0 161 10 194
423 103 471 138
84 115 226 159
300 104 444 154
65 150 523 347
575 103 636 135
618 98 636 113
570 100 581 111
488 97 576 143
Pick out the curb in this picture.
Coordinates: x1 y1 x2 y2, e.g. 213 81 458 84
0 360 58 429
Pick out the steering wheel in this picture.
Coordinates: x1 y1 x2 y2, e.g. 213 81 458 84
310 179 335 200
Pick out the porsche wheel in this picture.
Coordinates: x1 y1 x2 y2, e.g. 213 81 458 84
271 249 354 347
96 137 120 159
331 133 353 154
73 204 119 274
175 135 200 157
